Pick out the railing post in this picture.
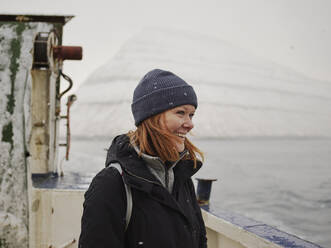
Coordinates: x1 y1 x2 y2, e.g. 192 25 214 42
196 178 217 206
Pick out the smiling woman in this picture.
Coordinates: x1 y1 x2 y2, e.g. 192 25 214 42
128 104 202 167
79 69 206 248
162 105 195 151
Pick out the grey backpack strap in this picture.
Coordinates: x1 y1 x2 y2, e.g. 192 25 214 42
109 163 132 231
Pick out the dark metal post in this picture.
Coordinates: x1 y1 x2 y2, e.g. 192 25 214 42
195 178 217 206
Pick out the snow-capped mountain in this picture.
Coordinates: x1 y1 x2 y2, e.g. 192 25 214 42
71 27 331 139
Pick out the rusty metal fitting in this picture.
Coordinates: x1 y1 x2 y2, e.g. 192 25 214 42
53 46 82 60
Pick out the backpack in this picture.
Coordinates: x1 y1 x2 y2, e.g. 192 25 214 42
109 163 132 230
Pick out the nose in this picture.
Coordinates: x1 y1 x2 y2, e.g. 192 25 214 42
183 117 194 130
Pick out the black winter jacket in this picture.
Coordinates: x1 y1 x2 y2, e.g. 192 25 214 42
79 134 207 248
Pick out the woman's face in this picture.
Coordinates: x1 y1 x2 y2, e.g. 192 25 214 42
161 104 195 152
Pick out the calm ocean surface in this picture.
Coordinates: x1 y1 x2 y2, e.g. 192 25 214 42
62 137 331 247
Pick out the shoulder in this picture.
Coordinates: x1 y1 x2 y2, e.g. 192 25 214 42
84 164 125 203
93 164 123 187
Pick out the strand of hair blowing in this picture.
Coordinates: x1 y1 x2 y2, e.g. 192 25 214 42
128 113 204 168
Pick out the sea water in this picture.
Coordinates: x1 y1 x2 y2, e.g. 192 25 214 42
61 137 331 247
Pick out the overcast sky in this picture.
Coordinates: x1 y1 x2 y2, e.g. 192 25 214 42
2 0 331 91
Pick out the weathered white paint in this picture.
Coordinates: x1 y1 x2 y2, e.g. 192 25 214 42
30 69 59 174
0 21 56 247
30 70 52 174
202 209 282 248
49 70 60 174
29 188 84 248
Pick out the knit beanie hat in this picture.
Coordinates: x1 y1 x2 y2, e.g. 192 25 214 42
131 69 198 126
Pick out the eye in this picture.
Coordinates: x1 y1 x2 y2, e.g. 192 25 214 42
189 113 195 119
176 110 185 115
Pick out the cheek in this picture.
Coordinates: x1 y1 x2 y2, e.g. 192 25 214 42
163 118 180 132
168 119 183 132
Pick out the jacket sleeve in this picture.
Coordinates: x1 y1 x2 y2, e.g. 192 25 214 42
78 167 127 248
188 178 208 248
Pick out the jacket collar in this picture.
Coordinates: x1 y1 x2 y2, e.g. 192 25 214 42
133 145 188 172
105 134 202 191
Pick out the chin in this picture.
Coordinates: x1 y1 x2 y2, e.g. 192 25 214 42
176 145 185 153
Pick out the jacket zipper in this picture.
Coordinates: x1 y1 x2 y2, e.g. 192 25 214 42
165 150 187 190
125 168 163 187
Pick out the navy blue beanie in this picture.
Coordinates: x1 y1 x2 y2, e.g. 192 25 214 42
131 69 198 126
